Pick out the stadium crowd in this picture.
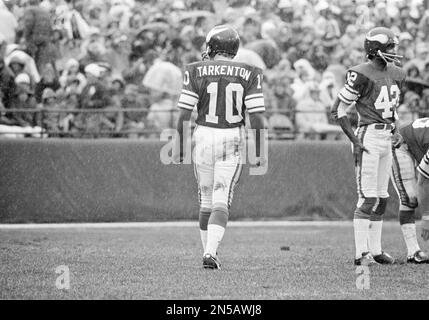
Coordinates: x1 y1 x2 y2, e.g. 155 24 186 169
0 0 428 138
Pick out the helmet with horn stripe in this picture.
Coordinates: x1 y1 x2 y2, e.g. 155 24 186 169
364 27 402 65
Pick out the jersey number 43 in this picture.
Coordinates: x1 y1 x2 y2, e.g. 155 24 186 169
375 84 400 119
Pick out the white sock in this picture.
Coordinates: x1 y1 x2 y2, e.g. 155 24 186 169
200 230 207 252
369 220 383 256
205 224 225 256
401 223 420 256
354 218 370 259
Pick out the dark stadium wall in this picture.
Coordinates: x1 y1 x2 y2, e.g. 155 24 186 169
0 139 409 223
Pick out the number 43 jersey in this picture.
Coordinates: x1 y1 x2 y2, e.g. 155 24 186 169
178 60 265 129
338 62 406 126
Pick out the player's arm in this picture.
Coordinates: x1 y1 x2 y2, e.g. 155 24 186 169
331 71 369 156
173 66 199 163
245 69 267 163
174 108 193 163
249 112 266 160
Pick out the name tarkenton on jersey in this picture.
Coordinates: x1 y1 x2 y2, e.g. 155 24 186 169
196 65 252 81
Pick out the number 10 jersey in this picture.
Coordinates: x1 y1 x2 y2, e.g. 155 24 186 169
178 60 265 129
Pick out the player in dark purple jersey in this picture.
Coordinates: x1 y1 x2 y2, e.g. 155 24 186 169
390 118 429 263
173 25 266 270
331 27 405 266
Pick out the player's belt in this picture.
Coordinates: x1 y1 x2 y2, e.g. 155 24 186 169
364 123 394 131
373 123 394 130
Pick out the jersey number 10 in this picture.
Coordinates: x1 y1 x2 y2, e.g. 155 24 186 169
206 82 244 125
374 84 400 119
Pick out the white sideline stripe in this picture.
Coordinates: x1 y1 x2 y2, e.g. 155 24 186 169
0 221 361 229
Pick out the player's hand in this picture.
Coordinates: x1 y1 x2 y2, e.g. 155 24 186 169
353 141 369 157
421 219 429 241
392 132 404 149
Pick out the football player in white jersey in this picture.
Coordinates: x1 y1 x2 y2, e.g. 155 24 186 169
173 25 266 269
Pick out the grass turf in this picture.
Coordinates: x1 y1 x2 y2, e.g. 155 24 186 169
1 222 429 300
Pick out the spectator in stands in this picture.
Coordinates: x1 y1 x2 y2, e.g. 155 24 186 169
241 17 261 45
8 73 40 128
22 0 53 69
121 83 149 138
268 74 296 120
79 63 111 109
418 7 429 41
421 89 429 118
7 53 27 79
398 32 415 62
422 60 429 83
0 43 15 109
76 63 114 137
0 1 18 44
41 87 61 135
319 70 341 113
110 75 125 107
146 88 178 134
291 58 317 101
59 58 87 94
35 63 61 103
5 45 41 83
143 60 181 134
339 25 359 51
294 81 342 139
78 30 108 71
105 34 130 75
412 42 429 72
404 61 422 79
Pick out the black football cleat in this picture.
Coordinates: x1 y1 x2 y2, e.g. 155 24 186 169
354 252 378 266
373 252 395 264
407 250 429 264
203 253 221 270
354 252 379 266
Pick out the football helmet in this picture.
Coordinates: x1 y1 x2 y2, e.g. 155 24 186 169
364 27 402 65
202 25 240 61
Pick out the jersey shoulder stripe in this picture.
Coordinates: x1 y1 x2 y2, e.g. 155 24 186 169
338 91 356 104
178 102 194 110
345 84 359 95
246 97 265 109
245 93 264 100
182 89 199 99
248 107 265 114
179 93 198 105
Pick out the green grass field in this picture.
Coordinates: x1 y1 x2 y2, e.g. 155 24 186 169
1 222 429 300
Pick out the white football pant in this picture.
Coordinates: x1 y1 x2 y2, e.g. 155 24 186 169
192 125 244 211
355 124 392 199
